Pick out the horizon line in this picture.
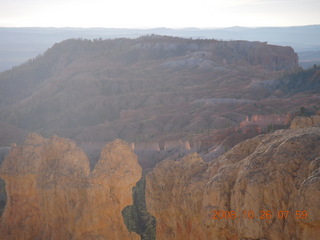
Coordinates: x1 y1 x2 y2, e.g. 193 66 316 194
0 24 320 30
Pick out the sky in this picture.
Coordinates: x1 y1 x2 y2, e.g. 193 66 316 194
1 0 320 28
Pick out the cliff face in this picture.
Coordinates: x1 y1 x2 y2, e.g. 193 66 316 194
0 134 141 240
246 43 298 71
146 127 320 240
135 38 298 71
212 40 298 71
240 113 293 129
290 115 320 129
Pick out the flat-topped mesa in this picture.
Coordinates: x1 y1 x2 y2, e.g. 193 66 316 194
242 41 299 71
135 36 299 71
146 127 320 240
48 36 298 72
0 133 141 240
0 36 302 149
212 40 299 71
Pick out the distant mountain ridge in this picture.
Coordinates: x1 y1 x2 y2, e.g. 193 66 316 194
1 25 320 72
0 35 319 167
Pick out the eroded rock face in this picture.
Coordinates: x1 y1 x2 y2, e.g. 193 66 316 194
290 115 320 129
146 127 320 240
240 113 293 129
0 133 141 240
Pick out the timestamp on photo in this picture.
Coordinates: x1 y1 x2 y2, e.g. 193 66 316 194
211 210 309 220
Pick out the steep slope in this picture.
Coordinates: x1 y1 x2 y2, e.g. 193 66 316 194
146 120 320 240
0 134 141 240
2 36 319 168
0 36 299 148
247 66 320 97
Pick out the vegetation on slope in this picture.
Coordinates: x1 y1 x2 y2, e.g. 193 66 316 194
122 174 156 240
0 178 6 217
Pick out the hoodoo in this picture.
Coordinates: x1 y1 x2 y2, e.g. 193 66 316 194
0 134 142 240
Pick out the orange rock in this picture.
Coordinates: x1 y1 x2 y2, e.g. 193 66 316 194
290 115 320 129
0 134 141 240
146 127 320 240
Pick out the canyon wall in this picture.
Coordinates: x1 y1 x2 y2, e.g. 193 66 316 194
146 126 320 240
246 43 298 71
216 41 298 71
134 113 295 159
0 134 141 240
133 139 194 153
240 113 293 129
135 37 298 71
291 115 320 129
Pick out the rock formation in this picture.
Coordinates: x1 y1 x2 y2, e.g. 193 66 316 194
146 127 320 240
290 115 320 129
0 133 142 240
240 113 293 129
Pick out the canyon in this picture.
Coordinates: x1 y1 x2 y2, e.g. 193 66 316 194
133 113 294 153
4 37 320 166
1 35 316 168
0 36 319 239
0 117 319 239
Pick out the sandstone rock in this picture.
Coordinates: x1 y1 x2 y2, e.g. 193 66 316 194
290 115 320 129
247 43 298 71
240 113 293 129
146 128 320 240
146 153 209 240
0 134 141 240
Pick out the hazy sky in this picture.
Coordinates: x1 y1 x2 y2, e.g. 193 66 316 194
1 0 319 28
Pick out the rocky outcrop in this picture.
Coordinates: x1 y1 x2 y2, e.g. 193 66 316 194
133 139 195 153
290 115 320 129
216 40 298 71
246 42 298 71
146 127 320 240
136 37 298 71
0 133 141 240
240 113 293 130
